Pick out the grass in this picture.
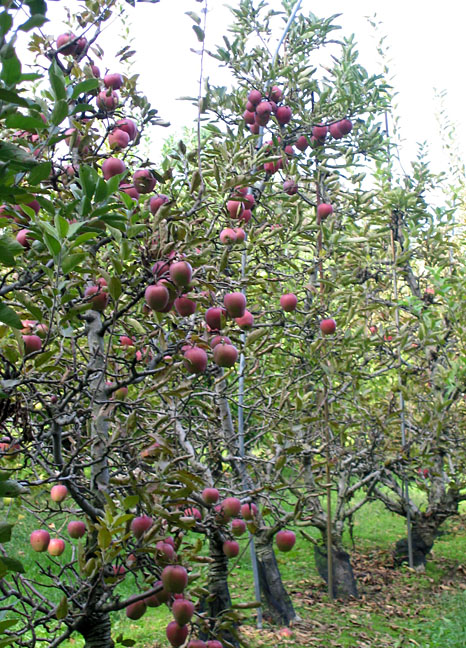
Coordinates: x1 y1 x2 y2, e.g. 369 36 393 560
1 497 465 647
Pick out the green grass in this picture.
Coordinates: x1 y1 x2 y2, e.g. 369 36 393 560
2 497 465 647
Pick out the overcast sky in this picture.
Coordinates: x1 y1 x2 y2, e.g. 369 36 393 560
45 1 466 179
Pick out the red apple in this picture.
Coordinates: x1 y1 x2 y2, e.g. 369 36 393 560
133 169 156 194
222 540 239 558
102 157 126 180
205 307 225 331
256 101 273 118
22 334 42 355
244 193 255 210
51 484 68 502
120 335 135 347
16 229 31 248
156 541 176 562
312 125 328 140
96 90 118 112
222 497 241 517
56 33 77 55
338 119 353 135
249 123 260 135
48 538 65 556
278 627 293 638
126 599 147 620
283 180 298 195
319 318 336 335
67 521 86 539
116 118 138 141
206 642 223 648
30 529 50 552
104 73 124 90
227 200 243 219
224 293 246 318
235 310 254 330
239 209 252 223
241 502 258 519
275 530 296 552
170 261 192 287
145 580 170 607
161 565 188 593
184 507 202 520
84 285 109 312
219 228 237 244
149 194 169 214
75 37 87 55
276 105 292 125
145 284 170 312
231 519 246 536
295 135 309 151
108 129 130 150
188 641 206 648
174 297 196 317
247 89 262 106
243 110 255 125
202 487 219 504
183 346 208 374
270 86 282 102
213 343 238 368
119 183 139 200
317 203 333 220
280 293 298 312
131 515 153 539
166 622 189 648
329 122 344 139
234 227 245 243
91 64 100 78
172 598 195 625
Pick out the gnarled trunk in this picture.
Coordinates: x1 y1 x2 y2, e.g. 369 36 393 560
76 610 114 648
203 533 239 647
314 544 358 599
255 529 296 625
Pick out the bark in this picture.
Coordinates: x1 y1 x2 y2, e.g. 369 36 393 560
202 532 239 648
314 544 358 599
76 610 114 648
255 529 296 625
214 368 297 625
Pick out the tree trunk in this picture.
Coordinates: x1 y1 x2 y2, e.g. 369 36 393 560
76 611 114 648
255 529 296 625
314 543 358 599
203 533 239 648
394 487 461 569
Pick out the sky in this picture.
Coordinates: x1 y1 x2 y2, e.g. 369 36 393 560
44 0 466 179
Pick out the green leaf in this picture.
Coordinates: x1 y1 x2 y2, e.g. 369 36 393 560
0 635 19 647
0 235 23 266
43 232 61 258
54 214 69 239
79 165 97 200
61 252 86 274
0 556 24 573
18 14 48 31
25 0 47 14
0 142 37 168
98 527 112 549
55 595 68 620
0 619 18 633
245 328 268 347
0 304 22 329
51 99 68 126
72 78 99 99
29 161 52 185
5 114 46 131
185 11 201 25
0 12 13 39
123 495 139 509
49 60 66 101
0 521 13 542
108 276 121 301
0 88 30 108
192 25 204 42
1 51 21 85
0 480 24 497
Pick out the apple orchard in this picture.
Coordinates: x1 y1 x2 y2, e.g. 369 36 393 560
0 1 465 648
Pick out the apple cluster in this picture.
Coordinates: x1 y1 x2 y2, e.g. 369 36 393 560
243 86 292 134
